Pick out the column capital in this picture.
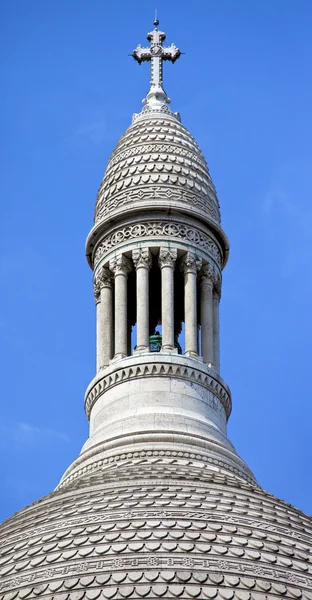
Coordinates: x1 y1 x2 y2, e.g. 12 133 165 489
132 248 152 270
109 254 132 276
213 271 222 299
199 262 214 284
95 266 114 289
158 248 177 269
94 267 114 303
180 252 202 275
93 280 101 304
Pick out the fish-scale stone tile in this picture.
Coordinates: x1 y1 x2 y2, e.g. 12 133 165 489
94 114 220 225
0 466 312 600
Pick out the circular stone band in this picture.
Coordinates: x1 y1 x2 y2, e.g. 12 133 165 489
84 358 232 421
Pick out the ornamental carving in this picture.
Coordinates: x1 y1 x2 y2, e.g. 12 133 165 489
60 451 256 490
199 263 222 298
93 267 114 303
107 141 208 171
200 262 215 282
93 280 101 304
179 251 202 274
158 247 178 268
95 266 114 289
213 270 222 298
96 185 220 223
132 248 152 269
93 221 222 268
109 254 132 276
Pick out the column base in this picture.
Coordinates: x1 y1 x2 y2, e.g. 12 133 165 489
113 353 128 361
134 346 150 354
161 345 178 353
184 350 200 359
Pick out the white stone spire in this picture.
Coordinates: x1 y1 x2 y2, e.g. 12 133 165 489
63 24 255 491
132 17 181 109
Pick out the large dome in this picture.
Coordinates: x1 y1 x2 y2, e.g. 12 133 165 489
1 459 312 600
94 111 221 228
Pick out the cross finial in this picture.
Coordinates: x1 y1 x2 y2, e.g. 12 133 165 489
132 20 181 109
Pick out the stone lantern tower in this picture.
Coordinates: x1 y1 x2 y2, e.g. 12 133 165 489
1 21 311 600
61 18 255 486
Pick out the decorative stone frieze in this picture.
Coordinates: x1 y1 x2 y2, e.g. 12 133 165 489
93 220 222 269
59 450 257 489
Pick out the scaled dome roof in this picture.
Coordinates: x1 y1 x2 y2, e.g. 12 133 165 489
1 459 312 600
94 112 221 228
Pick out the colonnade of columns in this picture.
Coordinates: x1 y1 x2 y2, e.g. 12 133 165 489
94 248 221 372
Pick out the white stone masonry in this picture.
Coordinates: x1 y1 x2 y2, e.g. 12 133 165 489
109 254 132 359
180 252 202 356
132 248 152 351
159 248 177 352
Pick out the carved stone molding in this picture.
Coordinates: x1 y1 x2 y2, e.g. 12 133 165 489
132 248 152 269
109 254 132 276
213 270 222 299
59 449 256 489
94 267 114 304
158 247 178 269
95 266 114 288
199 262 222 297
200 262 215 283
93 221 222 268
84 360 232 421
93 280 101 304
96 185 220 224
180 251 202 275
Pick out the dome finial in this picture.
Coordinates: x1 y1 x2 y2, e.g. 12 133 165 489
132 21 181 109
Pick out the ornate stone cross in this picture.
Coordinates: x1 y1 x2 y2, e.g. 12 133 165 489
132 18 181 107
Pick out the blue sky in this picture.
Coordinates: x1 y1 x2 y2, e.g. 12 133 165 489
1 0 312 521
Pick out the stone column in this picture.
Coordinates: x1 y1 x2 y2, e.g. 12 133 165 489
132 248 152 352
180 252 202 356
159 248 177 352
94 267 114 371
213 273 221 373
200 263 214 366
109 254 132 359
